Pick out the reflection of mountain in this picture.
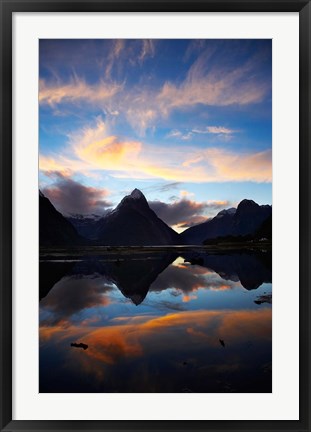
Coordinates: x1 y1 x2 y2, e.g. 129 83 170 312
66 256 176 305
95 189 179 245
39 191 83 246
182 250 272 290
39 261 75 300
101 254 176 305
39 254 175 309
180 199 272 244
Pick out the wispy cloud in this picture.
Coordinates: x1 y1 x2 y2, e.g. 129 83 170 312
167 126 239 141
40 118 271 183
166 129 194 140
153 48 270 119
139 40 156 63
39 76 122 107
40 42 270 136
193 126 238 135
105 40 125 79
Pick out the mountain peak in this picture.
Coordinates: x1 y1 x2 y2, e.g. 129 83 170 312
215 207 237 218
96 189 179 245
238 199 258 208
130 188 145 199
111 188 148 215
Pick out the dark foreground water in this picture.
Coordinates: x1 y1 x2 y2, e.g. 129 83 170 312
39 248 272 393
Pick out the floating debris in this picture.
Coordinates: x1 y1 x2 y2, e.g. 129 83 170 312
71 342 88 350
254 294 272 305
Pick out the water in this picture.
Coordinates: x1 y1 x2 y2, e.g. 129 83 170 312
39 248 272 393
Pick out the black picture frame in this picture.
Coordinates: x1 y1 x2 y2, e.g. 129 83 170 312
0 1 310 431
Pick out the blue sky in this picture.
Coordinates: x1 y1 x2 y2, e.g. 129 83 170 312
39 39 272 231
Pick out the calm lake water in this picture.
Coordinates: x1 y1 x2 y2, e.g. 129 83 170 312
39 248 272 393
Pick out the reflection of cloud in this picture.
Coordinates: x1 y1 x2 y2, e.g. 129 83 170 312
41 118 271 183
182 294 198 303
42 177 112 216
149 261 236 295
40 275 114 325
82 326 143 365
40 308 271 371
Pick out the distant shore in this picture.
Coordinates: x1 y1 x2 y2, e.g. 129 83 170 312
39 242 272 260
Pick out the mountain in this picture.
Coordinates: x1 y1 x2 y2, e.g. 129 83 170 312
67 214 102 240
232 199 271 236
95 189 179 245
180 199 272 244
39 191 82 246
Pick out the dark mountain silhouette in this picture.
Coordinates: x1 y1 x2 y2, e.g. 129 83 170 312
40 189 271 247
39 191 83 246
233 200 271 236
95 189 179 245
67 214 101 240
203 213 272 245
180 199 272 244
254 213 272 239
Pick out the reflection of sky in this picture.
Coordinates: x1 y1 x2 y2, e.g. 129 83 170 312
40 257 272 327
39 256 272 392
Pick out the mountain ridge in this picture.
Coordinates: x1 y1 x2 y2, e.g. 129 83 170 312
40 188 272 246
180 199 272 244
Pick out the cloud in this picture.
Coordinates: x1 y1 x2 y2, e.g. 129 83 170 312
126 47 269 134
193 126 238 135
40 118 271 183
177 216 209 229
202 147 272 183
40 42 270 136
167 126 239 142
149 198 230 229
166 129 194 140
42 176 112 215
39 76 122 107
105 40 126 79
139 40 156 63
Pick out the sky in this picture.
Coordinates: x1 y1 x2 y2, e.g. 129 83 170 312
39 39 272 232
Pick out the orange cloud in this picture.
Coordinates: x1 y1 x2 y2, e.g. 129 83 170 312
40 118 271 183
203 148 272 183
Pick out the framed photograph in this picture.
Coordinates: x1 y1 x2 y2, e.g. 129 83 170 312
1 1 310 431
